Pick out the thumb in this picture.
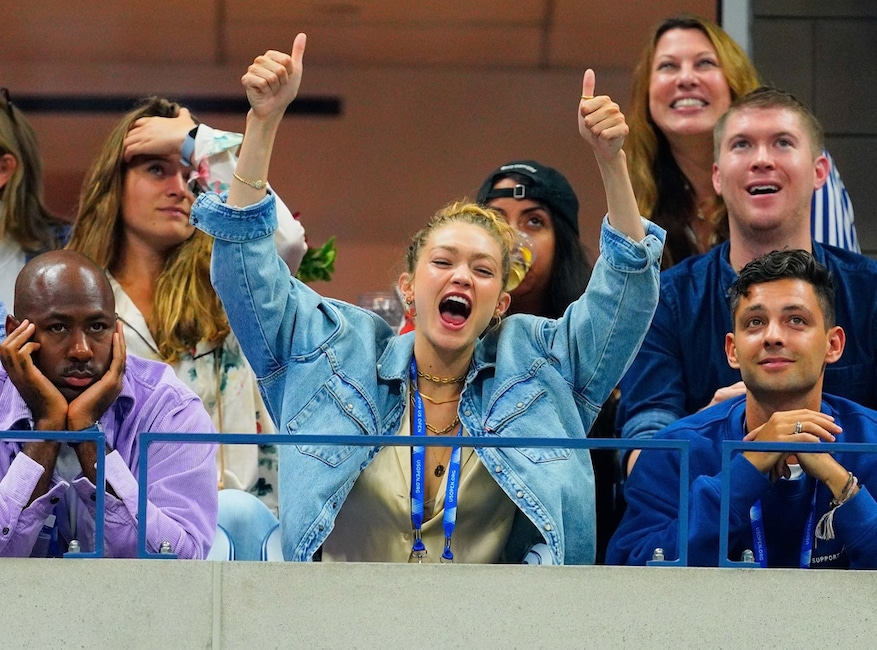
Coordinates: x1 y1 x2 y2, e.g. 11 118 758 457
291 32 307 66
582 68 596 98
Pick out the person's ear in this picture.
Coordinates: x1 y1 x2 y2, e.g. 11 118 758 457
711 162 723 197
825 325 845 365
725 332 740 369
496 291 511 317
5 314 21 335
397 273 414 306
0 153 18 190
812 153 830 192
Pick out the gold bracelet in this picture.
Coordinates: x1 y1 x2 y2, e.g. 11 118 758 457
232 171 267 190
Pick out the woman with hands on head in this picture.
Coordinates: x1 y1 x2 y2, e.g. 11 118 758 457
65 95 307 559
191 34 664 564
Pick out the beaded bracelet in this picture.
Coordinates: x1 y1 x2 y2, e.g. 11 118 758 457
816 471 859 541
832 471 859 507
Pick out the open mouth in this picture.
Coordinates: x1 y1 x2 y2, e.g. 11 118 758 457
748 184 780 196
439 295 472 327
672 97 706 108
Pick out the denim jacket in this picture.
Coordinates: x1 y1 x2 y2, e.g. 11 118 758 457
192 192 664 564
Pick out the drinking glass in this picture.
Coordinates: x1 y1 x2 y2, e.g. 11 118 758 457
357 291 405 330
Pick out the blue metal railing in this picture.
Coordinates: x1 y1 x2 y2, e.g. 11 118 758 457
0 429 107 558
8 428 869 565
717 439 877 568
137 432 691 564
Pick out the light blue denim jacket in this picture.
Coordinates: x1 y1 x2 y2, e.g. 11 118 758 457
192 192 664 564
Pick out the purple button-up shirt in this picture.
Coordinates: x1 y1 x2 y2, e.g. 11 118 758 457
0 354 217 558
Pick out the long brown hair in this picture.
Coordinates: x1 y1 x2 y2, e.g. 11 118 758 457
0 89 67 253
626 14 760 266
68 96 229 362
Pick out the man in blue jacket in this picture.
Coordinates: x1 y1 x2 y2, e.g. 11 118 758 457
617 87 877 473
608 249 877 568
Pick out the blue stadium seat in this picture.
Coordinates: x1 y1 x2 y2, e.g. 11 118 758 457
260 523 283 561
206 523 235 561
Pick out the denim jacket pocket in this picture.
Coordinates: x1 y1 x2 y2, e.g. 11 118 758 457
484 383 571 463
288 376 374 467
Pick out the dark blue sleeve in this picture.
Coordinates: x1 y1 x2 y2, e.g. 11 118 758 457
607 440 770 566
616 283 689 441
834 486 877 568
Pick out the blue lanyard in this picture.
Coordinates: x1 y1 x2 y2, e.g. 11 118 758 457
748 482 818 568
409 358 463 563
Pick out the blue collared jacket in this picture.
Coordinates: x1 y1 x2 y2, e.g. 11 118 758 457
192 192 664 564
608 394 877 568
618 240 877 443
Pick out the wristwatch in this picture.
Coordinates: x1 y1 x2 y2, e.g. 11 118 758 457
180 125 199 167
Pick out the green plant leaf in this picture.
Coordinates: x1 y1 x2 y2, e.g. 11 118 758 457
295 236 337 283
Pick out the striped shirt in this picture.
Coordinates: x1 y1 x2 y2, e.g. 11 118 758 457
812 150 859 252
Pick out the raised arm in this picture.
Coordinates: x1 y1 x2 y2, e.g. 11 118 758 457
227 34 307 210
191 34 331 410
543 71 664 429
577 69 645 242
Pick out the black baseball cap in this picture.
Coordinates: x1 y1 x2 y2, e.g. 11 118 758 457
476 160 580 236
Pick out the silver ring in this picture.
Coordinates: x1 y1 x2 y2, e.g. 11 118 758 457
794 421 803 434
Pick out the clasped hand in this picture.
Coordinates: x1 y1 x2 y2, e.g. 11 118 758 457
742 409 843 483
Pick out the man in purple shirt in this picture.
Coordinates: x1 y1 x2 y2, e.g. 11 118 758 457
0 250 217 558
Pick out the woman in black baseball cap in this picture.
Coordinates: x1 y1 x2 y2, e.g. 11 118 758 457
476 160 591 320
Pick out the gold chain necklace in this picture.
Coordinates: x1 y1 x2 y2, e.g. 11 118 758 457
417 369 465 384
425 415 461 436
409 391 461 435
418 392 461 406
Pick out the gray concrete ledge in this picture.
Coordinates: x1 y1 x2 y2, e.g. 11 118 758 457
3 560 875 648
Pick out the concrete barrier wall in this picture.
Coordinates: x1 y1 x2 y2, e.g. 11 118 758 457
3 560 876 647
